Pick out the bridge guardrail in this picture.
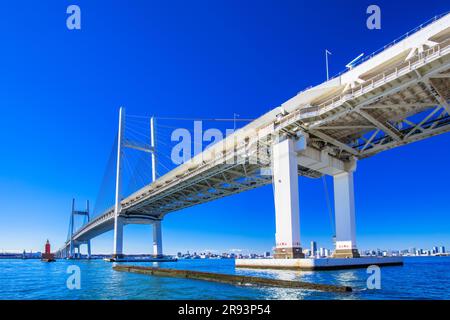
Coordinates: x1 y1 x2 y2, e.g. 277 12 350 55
294 12 450 96
328 12 450 81
69 18 450 241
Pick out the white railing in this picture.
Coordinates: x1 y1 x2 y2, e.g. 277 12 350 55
277 39 450 126
294 12 449 94
67 14 450 243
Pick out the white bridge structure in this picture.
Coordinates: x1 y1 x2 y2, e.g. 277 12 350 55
57 13 450 260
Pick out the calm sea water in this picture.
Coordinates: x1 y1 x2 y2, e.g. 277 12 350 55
1 257 449 300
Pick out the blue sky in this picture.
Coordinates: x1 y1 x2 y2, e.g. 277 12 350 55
0 1 449 255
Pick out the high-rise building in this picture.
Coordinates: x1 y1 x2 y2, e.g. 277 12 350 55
310 241 317 257
439 246 446 254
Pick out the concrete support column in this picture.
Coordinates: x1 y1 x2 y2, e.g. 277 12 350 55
113 217 124 259
153 220 163 258
86 200 91 259
332 171 360 258
272 138 304 259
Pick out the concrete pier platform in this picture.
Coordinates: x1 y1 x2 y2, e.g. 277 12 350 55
235 257 403 271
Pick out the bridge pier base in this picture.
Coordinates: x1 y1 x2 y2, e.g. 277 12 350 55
332 171 360 258
87 241 91 259
153 220 163 258
272 137 304 259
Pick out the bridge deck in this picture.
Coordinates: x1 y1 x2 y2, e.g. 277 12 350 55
58 13 450 254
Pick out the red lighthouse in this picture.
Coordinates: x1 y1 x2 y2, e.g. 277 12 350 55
41 239 55 262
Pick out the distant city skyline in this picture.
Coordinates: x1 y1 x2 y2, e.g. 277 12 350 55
2 243 448 260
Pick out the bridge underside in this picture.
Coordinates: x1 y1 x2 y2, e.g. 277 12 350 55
122 162 323 219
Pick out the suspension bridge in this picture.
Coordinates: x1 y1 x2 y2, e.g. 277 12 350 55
56 12 450 262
